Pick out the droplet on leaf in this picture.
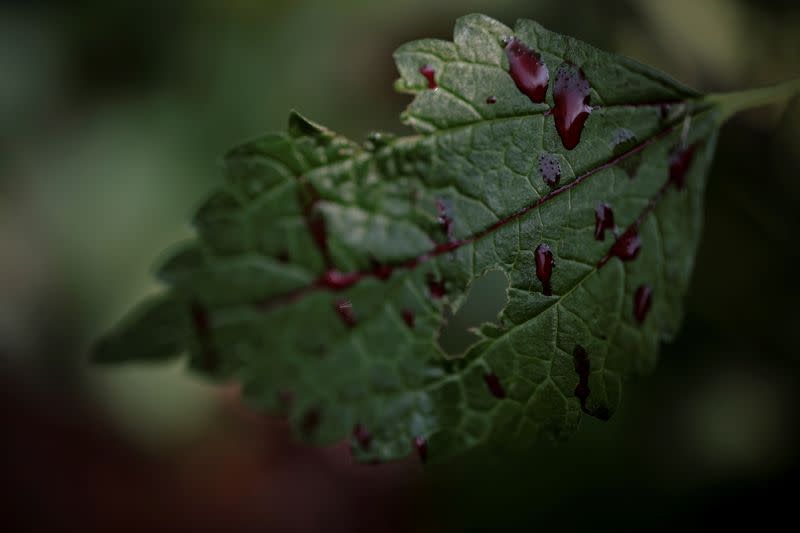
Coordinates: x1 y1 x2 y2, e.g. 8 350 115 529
609 229 641 263
413 436 428 463
371 261 393 280
573 345 590 410
534 243 555 296
505 37 549 104
353 424 372 449
334 299 357 328
537 153 561 188
553 62 592 150
427 275 446 299
594 202 615 241
436 198 454 240
668 144 696 190
402 309 416 329
419 65 437 89
612 128 642 178
483 372 506 398
633 284 653 324
319 270 362 290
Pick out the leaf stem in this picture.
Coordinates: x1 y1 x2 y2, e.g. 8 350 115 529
707 78 800 123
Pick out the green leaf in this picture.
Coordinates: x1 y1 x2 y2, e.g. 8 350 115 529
93 14 799 464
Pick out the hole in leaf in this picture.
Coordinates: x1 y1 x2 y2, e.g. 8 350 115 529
437 270 508 356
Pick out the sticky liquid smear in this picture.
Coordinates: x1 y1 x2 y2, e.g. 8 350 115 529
319 270 361 290
612 128 642 178
633 284 653 324
436 198 454 240
537 152 561 188
573 345 590 410
594 202 615 241
419 65 437 89
609 229 641 262
402 309 416 329
414 436 428 463
534 243 554 296
299 182 333 267
353 424 372 450
371 261 393 281
483 373 506 399
427 275 446 299
334 299 357 328
553 62 592 150
668 144 696 190
505 37 549 103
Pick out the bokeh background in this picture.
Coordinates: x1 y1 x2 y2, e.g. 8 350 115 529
2 0 799 531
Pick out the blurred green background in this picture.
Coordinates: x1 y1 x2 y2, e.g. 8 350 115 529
2 0 799 531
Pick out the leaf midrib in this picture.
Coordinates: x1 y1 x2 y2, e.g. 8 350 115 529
257 103 713 311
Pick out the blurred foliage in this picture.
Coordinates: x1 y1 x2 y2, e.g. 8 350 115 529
1 0 798 531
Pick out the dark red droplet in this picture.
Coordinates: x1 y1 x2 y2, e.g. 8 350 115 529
413 436 428 463
299 182 333 267
537 153 561 188
486 96 497 104
419 65 437 89
594 202 615 241
483 373 506 399
612 128 642 178
402 257 421 270
334 299 357 328
371 261 393 280
402 309 416 329
633 284 653 324
436 198 454 240
573 345 590 410
534 243 554 296
504 37 549 104
610 229 641 262
318 270 362 290
308 215 329 259
353 424 372 449
552 63 592 150
427 275 446 299
668 144 696 190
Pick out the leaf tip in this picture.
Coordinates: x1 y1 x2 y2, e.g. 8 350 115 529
90 295 190 367
288 110 330 138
